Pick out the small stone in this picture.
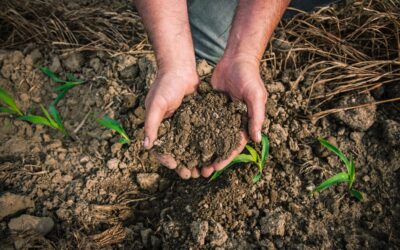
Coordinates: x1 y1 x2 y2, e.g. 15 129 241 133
49 56 62 73
382 119 400 147
136 173 160 193
191 221 209 246
260 211 289 236
362 175 370 182
267 81 285 93
0 193 34 220
8 214 54 235
196 59 213 77
107 158 120 170
62 52 84 72
333 93 376 131
111 143 122 155
210 223 228 247
122 93 137 109
89 57 102 73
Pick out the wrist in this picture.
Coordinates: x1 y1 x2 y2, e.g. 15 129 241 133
218 53 260 75
156 66 199 94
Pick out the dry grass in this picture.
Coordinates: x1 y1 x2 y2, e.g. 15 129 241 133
265 0 400 119
0 0 150 55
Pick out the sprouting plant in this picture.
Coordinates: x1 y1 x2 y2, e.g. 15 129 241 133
19 104 67 136
39 66 85 105
311 138 363 201
0 87 24 116
210 134 270 183
97 115 130 144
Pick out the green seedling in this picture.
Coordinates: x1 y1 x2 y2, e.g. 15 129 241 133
97 115 130 145
0 87 24 116
311 138 363 201
39 66 84 105
19 104 67 136
210 134 270 183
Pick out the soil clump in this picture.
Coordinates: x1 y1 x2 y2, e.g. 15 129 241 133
155 82 247 169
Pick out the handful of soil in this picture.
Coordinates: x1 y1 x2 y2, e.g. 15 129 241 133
155 82 247 169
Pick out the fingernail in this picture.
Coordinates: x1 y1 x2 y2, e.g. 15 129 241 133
256 131 262 142
143 137 150 149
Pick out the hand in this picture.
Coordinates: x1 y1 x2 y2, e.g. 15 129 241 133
211 55 267 143
144 69 198 149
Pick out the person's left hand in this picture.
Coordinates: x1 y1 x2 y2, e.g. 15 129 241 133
211 54 268 145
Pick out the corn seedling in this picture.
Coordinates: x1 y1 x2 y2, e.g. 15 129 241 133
19 104 67 136
210 134 269 183
311 138 363 201
39 66 85 105
0 87 24 116
97 115 130 144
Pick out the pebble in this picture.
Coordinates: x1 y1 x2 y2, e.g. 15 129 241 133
210 223 228 247
0 193 34 220
62 52 84 72
107 158 120 170
8 214 54 235
260 211 289 236
136 173 160 193
191 221 209 246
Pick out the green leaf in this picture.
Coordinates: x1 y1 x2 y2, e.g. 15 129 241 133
52 92 67 106
0 107 17 115
252 172 262 183
19 115 54 127
54 82 80 93
40 67 66 83
0 87 23 116
48 105 66 134
209 154 255 181
245 145 258 162
348 160 356 189
40 104 57 128
118 138 129 145
261 134 270 168
66 73 83 83
312 172 349 194
349 189 363 201
318 138 350 172
97 116 130 141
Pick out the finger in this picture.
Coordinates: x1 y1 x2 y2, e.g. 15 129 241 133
176 166 191 180
201 166 214 178
245 84 267 143
144 102 165 149
151 151 177 169
191 168 200 179
210 131 249 171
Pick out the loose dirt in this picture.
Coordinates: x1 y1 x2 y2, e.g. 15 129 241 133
155 82 246 169
0 0 399 249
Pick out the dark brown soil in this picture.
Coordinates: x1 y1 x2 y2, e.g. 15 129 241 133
155 82 246 169
0 1 399 250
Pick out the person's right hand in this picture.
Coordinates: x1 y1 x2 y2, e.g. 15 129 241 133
143 69 199 150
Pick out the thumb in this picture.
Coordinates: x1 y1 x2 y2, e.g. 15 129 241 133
244 85 267 143
144 102 165 149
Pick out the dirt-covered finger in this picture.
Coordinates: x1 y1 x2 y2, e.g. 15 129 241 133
151 151 178 169
144 102 165 149
176 166 191 179
245 87 267 143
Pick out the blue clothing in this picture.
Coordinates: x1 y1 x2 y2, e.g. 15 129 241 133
188 0 337 64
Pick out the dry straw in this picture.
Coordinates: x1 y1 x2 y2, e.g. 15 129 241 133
264 0 400 119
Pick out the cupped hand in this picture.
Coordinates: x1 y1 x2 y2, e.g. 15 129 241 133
144 70 198 149
211 55 268 143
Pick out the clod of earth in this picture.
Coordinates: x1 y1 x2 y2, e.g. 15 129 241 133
155 82 247 169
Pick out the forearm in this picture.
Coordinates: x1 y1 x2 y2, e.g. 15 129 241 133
223 0 289 62
134 0 197 74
